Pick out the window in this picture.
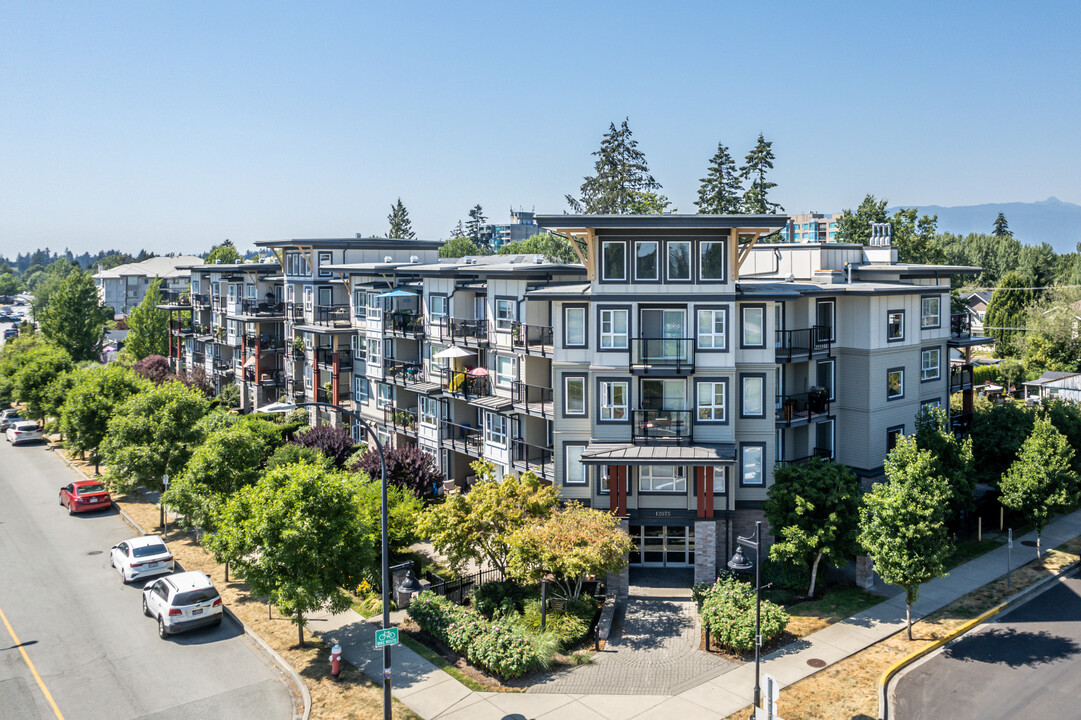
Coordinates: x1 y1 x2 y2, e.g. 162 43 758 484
816 299 835 342
317 285 333 307
741 306 765 348
700 241 725 281
667 241 691 280
430 295 447 318
564 444 587 485
601 242 626 281
641 378 687 411
635 241 658 281
816 359 835 401
816 420 834 458
366 292 382 319
741 375 765 417
696 380 727 422
921 348 941 381
639 465 686 493
711 466 728 494
367 338 382 366
376 383 392 409
600 308 629 349
316 251 332 277
887 425 905 452
352 290 367 319
564 375 586 415
428 343 448 373
740 444 765 486
495 299 515 331
484 411 508 445
887 310 904 341
419 397 439 426
921 296 941 328
921 398 942 409
354 377 369 403
887 368 904 400
565 306 586 347
495 355 516 387
697 308 727 350
599 380 628 421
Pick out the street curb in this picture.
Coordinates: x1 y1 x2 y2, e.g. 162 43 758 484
46 441 312 720
878 556 1081 720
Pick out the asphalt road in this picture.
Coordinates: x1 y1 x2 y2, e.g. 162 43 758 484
0 440 294 720
895 571 1081 719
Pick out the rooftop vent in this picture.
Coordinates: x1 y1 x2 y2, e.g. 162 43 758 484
533 255 544 264
868 223 892 246
356 233 363 239
410 255 419 263
384 256 393 263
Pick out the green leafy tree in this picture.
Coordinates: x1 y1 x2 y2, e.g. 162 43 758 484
0 272 24 296
497 233 578 263
386 197 415 239
125 277 169 360
1000 415 1079 560
466 204 487 243
970 395 1034 485
739 133 782 213
890 208 943 264
858 436 953 639
351 471 423 558
438 236 487 258
205 240 240 265
30 259 79 319
764 458 861 598
100 381 211 492
60 364 146 472
449 219 466 240
626 189 674 214
913 405 976 523
0 334 45 404
836 194 889 244
566 118 663 214
13 344 74 420
416 461 559 574
998 358 1026 393
1018 242 1057 291
266 443 330 470
695 141 743 214
992 212 1012 237
37 270 110 362
984 271 1036 356
206 462 377 646
41 368 78 433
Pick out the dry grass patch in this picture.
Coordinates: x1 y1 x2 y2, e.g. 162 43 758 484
721 539 1081 720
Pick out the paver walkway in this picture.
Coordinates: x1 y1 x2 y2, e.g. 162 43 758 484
312 507 1081 720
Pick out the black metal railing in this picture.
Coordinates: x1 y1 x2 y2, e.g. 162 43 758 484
385 311 425 336
287 304 305 322
317 386 351 404
630 338 695 372
423 568 504 606
777 447 833 466
384 358 424 384
191 293 210 307
432 317 489 345
383 406 418 434
632 409 693 444
244 334 287 352
951 313 971 338
312 304 352 327
240 298 285 316
513 439 554 479
775 326 831 362
441 420 483 454
510 321 553 353
315 348 353 372
439 367 491 398
511 381 553 414
950 411 974 435
776 390 831 427
212 359 234 376
157 289 190 306
950 367 973 393
191 352 205 364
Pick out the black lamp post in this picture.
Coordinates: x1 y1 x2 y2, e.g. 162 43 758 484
728 520 762 719
264 400 392 720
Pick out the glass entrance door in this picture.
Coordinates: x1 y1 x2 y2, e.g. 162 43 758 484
629 525 696 567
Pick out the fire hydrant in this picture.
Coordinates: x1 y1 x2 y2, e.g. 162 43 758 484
330 644 342 679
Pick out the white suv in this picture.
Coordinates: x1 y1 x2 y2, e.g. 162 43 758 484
142 571 223 639
111 535 174 583
7 421 41 445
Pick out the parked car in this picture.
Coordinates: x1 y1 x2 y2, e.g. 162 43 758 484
0 413 24 431
3 328 17 340
58 480 112 514
142 571 223 639
110 535 174 583
6 421 42 445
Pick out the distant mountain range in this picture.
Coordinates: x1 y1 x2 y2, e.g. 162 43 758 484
886 197 1081 254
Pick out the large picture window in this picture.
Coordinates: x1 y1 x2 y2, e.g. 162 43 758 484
697 308 727 350
667 241 691 281
700 241 726 281
740 444 765 486
639 465 686 493
635 241 658 281
696 381 727 422
741 306 765 348
599 380 628 421
564 444 587 485
565 306 586 347
741 375 765 417
600 308 629 349
601 241 626 281
484 412 508 445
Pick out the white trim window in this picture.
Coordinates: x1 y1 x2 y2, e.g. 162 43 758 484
366 337 382 367
699 241 726 281
495 299 516 331
639 465 687 493
303 286 313 312
366 292 383 320
887 311 905 341
601 241 626 281
419 396 439 426
600 309 629 350
697 308 727 350
429 295 447 319
742 376 764 416
887 368 905 399
564 446 587 485
565 306 586 347
351 333 366 361
599 380 628 421
495 355 516 387
484 411 508 446
921 296 941 328
921 348 941 381
376 383 392 409
353 290 367 319
697 381 726 422
711 466 728 494
354 377 370 403
564 376 586 415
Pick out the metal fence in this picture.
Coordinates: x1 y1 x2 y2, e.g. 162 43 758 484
423 568 504 605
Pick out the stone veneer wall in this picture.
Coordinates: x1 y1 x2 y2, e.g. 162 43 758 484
694 520 718 585
607 518 630 599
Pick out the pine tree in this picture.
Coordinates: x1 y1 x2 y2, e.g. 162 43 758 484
566 118 667 214
37 270 110 362
695 142 743 214
739 133 783 213
993 212 1012 237
386 198 415 239
984 270 1035 356
466 205 487 243
449 220 466 239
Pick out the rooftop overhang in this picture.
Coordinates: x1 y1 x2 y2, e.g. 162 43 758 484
533 213 788 233
579 442 736 466
254 238 444 250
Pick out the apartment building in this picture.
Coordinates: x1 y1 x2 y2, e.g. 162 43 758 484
95 255 202 316
477 209 541 250
779 212 842 243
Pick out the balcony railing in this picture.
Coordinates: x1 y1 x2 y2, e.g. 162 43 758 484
778 447 833 466
191 352 205 365
950 411 974 435
287 304 305 322
630 338 695 373
510 322 553 354
244 334 287 352
950 367 974 394
384 358 424 385
513 439 554 479
511 381 554 416
212 359 234 376
775 326 831 362
317 386 352 404
776 390 830 427
240 298 285 316
315 348 354 372
157 289 191 306
385 311 425 337
441 420 483 455
951 313 971 338
312 304 352 328
440 367 491 398
383 406 418 434
632 409 693 445
244 368 285 387
432 317 488 346
191 293 210 308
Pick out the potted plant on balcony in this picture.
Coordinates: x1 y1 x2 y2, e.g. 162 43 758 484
290 337 306 357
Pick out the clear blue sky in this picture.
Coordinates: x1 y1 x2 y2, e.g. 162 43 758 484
1 1 1078 256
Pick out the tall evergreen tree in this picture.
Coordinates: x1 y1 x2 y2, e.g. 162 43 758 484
126 277 169 360
695 142 743 214
386 198 416 239
739 133 783 213
984 270 1036 356
992 212 1012 237
449 219 466 239
466 205 487 243
37 270 110 362
566 118 667 214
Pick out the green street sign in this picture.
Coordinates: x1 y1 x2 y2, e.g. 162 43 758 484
375 627 399 648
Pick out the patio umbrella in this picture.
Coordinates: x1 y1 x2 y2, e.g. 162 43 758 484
434 346 475 359
377 288 419 298
468 367 489 377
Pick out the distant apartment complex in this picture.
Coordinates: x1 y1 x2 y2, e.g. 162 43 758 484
94 256 202 316
780 212 843 243
159 215 987 586
477 210 540 250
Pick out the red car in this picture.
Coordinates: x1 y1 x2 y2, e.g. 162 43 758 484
59 480 112 514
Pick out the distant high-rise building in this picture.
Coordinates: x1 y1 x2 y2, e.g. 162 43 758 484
780 212 843 243
478 209 540 250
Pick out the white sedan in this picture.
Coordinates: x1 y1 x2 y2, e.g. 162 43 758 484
6 421 41 445
110 535 174 583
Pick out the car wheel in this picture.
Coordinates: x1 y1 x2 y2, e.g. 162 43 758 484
67 502 74 516
142 595 151 617
158 617 168 639
212 615 223 628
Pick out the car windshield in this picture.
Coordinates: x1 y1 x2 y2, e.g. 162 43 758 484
173 588 218 606
15 423 37 430
76 484 106 495
132 544 168 558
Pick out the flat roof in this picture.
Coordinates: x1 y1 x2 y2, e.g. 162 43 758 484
185 263 280 272
579 443 736 465
535 213 788 233
255 237 444 250
852 263 982 276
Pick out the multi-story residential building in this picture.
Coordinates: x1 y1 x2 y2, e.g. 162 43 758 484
779 212 842 243
477 209 541 250
95 255 203 315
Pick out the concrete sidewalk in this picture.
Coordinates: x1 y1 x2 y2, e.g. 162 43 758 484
312 507 1081 720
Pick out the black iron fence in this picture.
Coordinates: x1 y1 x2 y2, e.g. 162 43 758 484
775 326 831 362
423 568 504 606
510 321 553 353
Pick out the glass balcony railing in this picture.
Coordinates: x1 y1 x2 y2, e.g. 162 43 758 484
630 338 695 372
632 409 693 444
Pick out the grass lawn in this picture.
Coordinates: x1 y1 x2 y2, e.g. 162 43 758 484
944 536 1005 570
784 584 883 638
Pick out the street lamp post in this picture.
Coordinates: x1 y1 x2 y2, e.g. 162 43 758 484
728 520 762 719
264 400 392 720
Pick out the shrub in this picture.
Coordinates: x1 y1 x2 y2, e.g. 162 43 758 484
445 613 486 653
407 592 463 647
266 443 331 470
290 424 356 468
699 576 789 653
133 354 173 384
471 580 534 619
520 600 589 648
352 444 445 498
466 619 537 679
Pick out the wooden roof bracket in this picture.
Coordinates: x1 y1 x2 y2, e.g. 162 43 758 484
555 227 596 282
735 231 764 275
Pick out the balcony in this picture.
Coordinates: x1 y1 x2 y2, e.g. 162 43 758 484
157 289 191 307
950 366 974 393
212 359 234 377
510 322 554 356
431 318 488 347
317 386 352 405
383 406 418 435
775 326 831 363
315 348 354 373
239 298 285 316
632 409 693 445
385 311 425 338
513 439 554 480
312 304 352 328
511 381 554 417
951 312 971 338
439 367 491 399
441 420 483 456
630 338 695 375
287 304 305 322
776 390 830 428
244 334 287 353
191 351 205 365
244 368 285 387
191 293 210 308
384 358 424 387
950 411 973 435
777 447 833 466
